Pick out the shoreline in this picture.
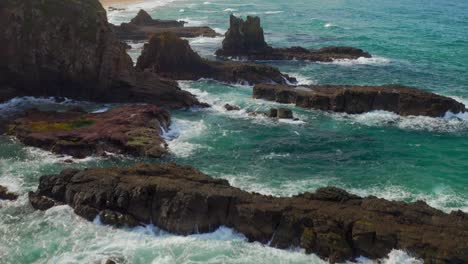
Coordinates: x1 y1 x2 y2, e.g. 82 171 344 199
99 0 143 7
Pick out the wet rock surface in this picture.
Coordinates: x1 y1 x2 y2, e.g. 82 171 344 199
136 32 296 85
111 9 220 40
253 83 466 117
29 163 468 263
0 185 18 201
216 15 371 61
0 0 201 108
8 105 171 158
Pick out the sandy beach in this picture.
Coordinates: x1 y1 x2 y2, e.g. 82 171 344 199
99 0 142 7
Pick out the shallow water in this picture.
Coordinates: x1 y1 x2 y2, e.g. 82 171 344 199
1 0 467 263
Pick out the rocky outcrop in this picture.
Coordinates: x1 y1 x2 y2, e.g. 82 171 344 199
253 84 466 117
29 164 468 263
111 9 220 40
8 105 171 158
136 32 296 85
0 185 18 201
216 15 371 61
0 0 201 108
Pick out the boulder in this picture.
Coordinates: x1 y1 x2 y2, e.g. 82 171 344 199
0 185 18 201
0 0 202 108
224 104 241 111
29 164 468 263
136 32 296 85
8 105 171 158
216 15 371 61
111 9 220 40
253 84 466 117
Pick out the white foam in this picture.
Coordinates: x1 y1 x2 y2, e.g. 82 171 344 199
332 110 468 132
320 56 392 66
324 22 335 28
223 8 238 12
177 17 208 27
357 250 423 264
163 118 208 158
187 36 223 45
264 11 284 14
286 72 317 85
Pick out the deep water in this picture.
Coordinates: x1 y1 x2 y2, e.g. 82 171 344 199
1 0 467 263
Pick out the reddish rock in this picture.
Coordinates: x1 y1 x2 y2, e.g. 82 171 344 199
8 105 171 158
111 9 220 40
0 0 201 108
253 83 466 117
29 164 468 263
216 15 371 61
136 32 296 85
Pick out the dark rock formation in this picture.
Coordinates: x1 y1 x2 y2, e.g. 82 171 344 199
0 185 18 201
111 9 220 40
224 104 241 111
29 164 468 263
0 0 201 108
269 108 293 119
136 32 296 85
253 84 466 117
8 105 171 158
216 15 371 62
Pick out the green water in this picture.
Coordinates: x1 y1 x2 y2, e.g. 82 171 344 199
1 0 467 263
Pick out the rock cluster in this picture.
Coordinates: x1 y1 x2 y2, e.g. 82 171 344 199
136 32 296 85
0 0 201 108
0 185 18 201
111 9 220 40
216 15 371 61
8 105 171 158
29 164 468 263
253 83 466 117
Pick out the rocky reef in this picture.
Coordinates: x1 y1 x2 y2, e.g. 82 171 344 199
111 9 220 40
136 32 295 85
253 83 466 117
0 0 201 108
216 15 371 61
8 105 170 158
0 185 18 201
30 164 468 263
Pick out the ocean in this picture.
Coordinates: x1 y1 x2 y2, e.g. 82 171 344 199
0 0 467 263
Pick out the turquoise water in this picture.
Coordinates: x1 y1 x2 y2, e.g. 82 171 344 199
1 0 467 263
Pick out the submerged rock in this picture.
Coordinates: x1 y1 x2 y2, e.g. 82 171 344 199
111 9 220 40
136 32 296 85
268 108 293 119
8 105 171 158
224 104 241 111
0 0 201 108
29 164 468 263
0 185 18 201
216 15 371 61
253 84 466 117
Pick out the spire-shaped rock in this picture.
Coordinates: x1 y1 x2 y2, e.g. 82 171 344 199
216 15 273 56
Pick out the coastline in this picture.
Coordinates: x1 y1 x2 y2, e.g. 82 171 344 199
99 0 143 7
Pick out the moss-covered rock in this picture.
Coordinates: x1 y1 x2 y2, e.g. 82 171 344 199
9 105 170 158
